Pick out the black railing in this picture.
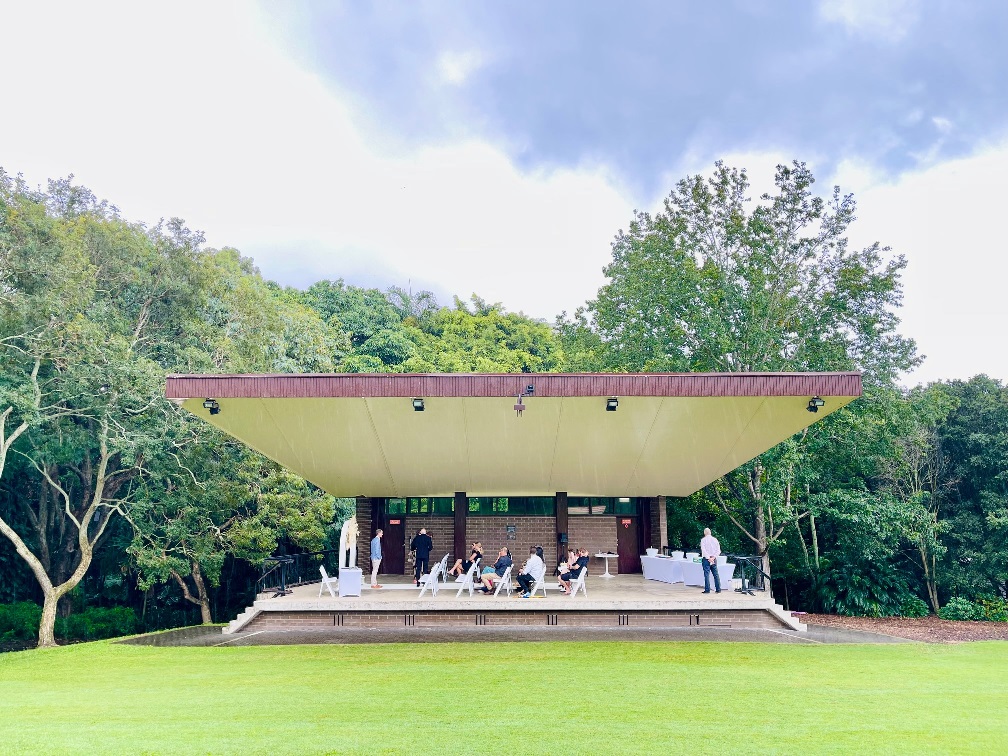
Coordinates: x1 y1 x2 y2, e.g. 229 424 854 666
727 554 771 594
256 549 343 597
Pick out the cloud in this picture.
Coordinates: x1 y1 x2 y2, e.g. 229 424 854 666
436 50 487 86
818 0 920 41
1 1 632 322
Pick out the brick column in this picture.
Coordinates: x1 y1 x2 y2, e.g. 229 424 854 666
556 491 568 555
454 491 467 562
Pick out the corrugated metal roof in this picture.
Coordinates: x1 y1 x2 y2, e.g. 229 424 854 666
165 372 862 400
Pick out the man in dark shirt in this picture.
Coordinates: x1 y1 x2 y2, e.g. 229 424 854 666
410 528 434 586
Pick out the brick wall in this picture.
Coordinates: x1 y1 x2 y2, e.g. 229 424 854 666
567 516 619 572
465 516 559 575
649 496 668 550
405 515 455 573
244 608 790 631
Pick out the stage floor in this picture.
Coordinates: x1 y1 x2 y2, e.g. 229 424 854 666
254 573 776 613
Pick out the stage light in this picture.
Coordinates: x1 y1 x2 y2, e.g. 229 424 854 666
202 398 220 415
526 384 535 396
807 396 825 413
606 397 619 411
412 398 425 412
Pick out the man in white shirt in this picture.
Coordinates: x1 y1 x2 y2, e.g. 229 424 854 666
700 527 722 594
516 545 545 598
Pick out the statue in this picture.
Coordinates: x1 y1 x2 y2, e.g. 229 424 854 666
339 516 359 569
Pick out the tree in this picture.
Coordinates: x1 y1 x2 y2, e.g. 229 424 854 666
0 172 207 646
576 161 919 576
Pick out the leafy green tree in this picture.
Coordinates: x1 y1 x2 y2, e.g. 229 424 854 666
575 161 919 577
939 375 1008 600
0 172 206 646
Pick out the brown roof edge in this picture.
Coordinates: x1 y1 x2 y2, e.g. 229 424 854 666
165 372 862 400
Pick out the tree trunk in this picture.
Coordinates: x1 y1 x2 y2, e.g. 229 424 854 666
39 589 59 648
192 563 213 625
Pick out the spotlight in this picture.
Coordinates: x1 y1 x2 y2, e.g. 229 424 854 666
202 398 220 415
525 384 535 396
412 398 425 412
606 397 619 412
807 396 825 413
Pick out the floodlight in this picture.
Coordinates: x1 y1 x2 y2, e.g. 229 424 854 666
606 397 619 411
412 398 425 412
807 396 825 413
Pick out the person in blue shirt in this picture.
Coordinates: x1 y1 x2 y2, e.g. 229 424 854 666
370 529 383 588
479 547 513 593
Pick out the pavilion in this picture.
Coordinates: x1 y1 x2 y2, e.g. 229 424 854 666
165 371 860 585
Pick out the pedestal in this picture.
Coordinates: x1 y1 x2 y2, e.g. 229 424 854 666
338 567 362 597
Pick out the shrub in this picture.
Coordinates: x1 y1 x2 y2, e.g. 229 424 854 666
899 596 930 618
939 597 985 621
807 559 911 617
978 596 1008 622
0 601 42 642
57 606 139 641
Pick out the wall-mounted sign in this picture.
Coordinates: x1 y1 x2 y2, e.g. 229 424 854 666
506 524 517 540
621 518 632 528
389 519 401 525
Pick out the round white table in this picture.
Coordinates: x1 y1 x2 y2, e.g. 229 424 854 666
594 552 618 578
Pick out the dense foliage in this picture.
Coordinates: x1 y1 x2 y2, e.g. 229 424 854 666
1 161 1005 648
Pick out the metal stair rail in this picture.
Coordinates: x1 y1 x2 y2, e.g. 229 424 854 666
726 554 772 595
256 549 342 597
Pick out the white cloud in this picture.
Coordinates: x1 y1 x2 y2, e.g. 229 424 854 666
819 0 920 42
1 1 630 321
830 147 1008 386
436 50 486 86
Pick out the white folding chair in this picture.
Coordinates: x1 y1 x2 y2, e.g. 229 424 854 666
319 565 338 598
456 561 479 598
418 562 442 598
492 565 514 597
437 553 450 583
568 569 588 597
528 571 548 598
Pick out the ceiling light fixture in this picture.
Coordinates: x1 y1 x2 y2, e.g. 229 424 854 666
606 397 619 412
807 396 825 413
202 398 220 415
412 398 425 412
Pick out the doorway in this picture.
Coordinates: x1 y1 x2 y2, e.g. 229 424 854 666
616 516 641 573
381 518 406 575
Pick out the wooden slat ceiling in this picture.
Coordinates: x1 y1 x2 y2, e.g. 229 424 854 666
168 373 861 498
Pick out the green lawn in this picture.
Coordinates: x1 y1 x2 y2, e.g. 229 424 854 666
0 640 1005 754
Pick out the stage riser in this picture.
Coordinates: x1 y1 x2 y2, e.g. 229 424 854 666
244 609 789 632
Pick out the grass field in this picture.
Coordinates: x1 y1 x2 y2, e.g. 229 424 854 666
1 639 1006 754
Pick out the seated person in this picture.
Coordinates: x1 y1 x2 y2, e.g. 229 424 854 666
480 547 513 593
516 545 546 598
556 549 575 588
447 542 483 579
559 549 590 594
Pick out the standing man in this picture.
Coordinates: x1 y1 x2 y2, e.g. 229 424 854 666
370 529 383 589
410 527 434 586
700 527 722 594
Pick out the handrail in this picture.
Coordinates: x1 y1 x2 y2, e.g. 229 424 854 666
726 554 770 594
256 549 343 597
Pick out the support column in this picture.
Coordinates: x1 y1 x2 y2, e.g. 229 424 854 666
657 495 668 551
454 491 467 561
556 492 568 557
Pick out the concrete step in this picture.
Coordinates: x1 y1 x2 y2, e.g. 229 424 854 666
223 606 261 634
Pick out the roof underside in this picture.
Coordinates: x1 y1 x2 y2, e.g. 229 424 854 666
166 373 860 498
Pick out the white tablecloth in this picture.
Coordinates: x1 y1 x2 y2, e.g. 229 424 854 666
640 556 734 588
338 567 362 597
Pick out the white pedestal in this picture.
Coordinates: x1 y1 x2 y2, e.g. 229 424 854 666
338 567 362 597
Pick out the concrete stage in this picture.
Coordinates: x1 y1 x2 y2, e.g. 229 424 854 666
225 574 804 634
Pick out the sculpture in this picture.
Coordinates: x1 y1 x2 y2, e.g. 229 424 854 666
339 516 359 568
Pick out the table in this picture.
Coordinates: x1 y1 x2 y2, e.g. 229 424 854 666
640 555 684 583
640 555 734 589
338 567 362 597
594 552 618 578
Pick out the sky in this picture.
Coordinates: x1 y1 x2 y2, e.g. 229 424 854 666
3 0 1007 386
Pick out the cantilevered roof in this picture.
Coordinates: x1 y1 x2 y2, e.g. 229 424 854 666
166 372 860 498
